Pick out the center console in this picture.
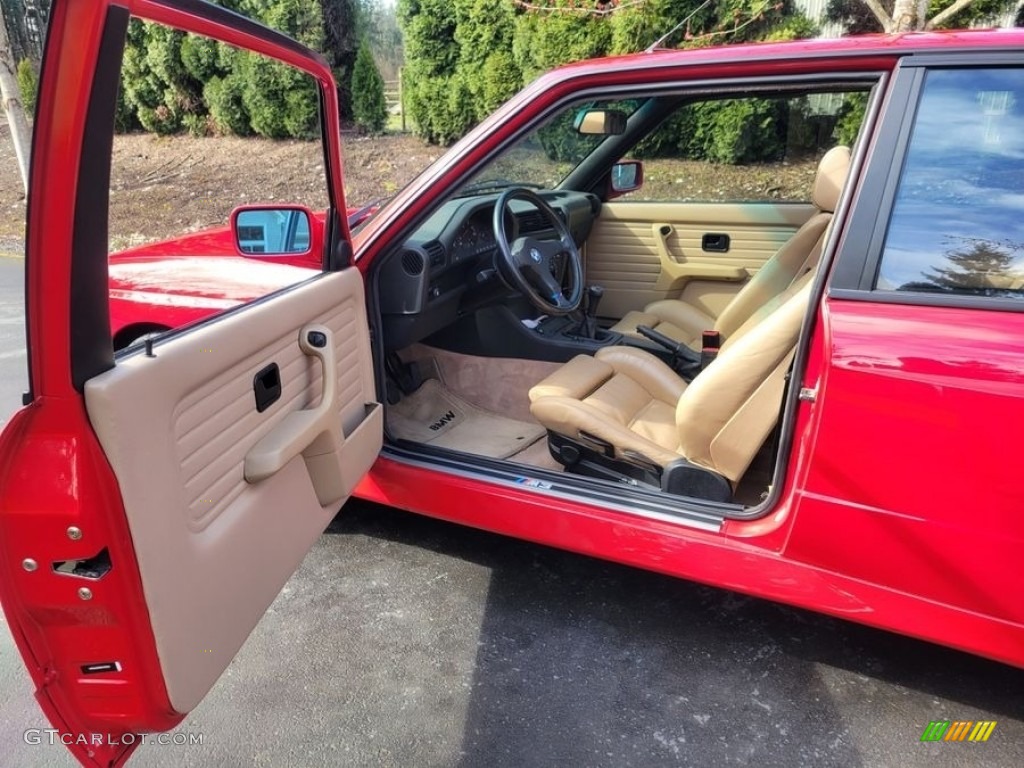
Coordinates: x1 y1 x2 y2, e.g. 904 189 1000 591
424 300 622 363
528 314 622 347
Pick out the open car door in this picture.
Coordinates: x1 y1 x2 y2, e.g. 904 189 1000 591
0 1 381 765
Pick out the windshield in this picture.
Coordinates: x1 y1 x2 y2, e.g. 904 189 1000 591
451 98 645 197
354 98 643 231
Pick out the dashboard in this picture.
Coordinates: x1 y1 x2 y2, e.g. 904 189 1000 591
379 189 600 350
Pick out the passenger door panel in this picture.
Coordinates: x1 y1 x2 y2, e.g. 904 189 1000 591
585 202 815 319
0 2 381 762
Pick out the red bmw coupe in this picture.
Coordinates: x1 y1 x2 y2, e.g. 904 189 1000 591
2 1 1023 765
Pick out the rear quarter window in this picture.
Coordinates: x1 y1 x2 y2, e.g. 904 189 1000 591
875 68 1024 299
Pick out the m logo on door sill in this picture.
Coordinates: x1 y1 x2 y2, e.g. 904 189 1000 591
429 411 456 431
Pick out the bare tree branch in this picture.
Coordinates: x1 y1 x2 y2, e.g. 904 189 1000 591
925 0 979 30
861 0 896 30
512 0 648 16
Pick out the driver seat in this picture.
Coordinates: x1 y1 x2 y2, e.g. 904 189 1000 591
609 146 849 348
528 278 812 495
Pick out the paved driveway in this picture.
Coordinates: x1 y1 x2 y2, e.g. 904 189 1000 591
0 256 1022 767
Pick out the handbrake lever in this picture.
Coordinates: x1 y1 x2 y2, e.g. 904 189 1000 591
636 325 701 366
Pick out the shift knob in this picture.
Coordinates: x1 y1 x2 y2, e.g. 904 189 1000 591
585 285 604 317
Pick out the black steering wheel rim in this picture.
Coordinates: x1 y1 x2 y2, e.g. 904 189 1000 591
492 188 584 316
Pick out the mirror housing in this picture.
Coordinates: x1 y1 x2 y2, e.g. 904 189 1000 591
574 108 628 136
608 160 644 198
231 205 321 259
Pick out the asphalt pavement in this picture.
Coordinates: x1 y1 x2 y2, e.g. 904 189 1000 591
0 254 1022 767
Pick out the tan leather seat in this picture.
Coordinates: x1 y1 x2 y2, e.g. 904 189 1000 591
529 278 813 485
610 146 850 348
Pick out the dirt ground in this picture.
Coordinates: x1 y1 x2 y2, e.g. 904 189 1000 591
0 127 445 252
0 124 817 254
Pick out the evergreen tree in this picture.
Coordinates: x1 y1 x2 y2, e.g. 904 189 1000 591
397 0 461 142
16 57 36 115
911 239 1023 297
399 0 818 145
352 40 387 133
321 0 362 121
117 1 325 138
454 0 521 117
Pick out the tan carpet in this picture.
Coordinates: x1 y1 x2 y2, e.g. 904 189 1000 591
388 379 545 459
507 436 563 473
398 344 562 423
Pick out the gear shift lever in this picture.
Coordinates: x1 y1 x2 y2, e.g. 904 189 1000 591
579 285 604 340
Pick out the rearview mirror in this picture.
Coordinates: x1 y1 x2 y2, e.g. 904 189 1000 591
232 206 314 256
574 108 628 135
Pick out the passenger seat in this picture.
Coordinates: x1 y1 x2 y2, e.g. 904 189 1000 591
610 145 850 348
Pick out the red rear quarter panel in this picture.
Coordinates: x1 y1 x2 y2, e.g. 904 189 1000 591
788 297 1024 627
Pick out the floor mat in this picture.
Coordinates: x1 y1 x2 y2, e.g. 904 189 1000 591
387 379 546 459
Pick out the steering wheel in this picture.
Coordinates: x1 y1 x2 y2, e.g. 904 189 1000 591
493 188 584 316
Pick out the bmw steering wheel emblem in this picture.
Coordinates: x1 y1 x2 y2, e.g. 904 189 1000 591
530 248 542 263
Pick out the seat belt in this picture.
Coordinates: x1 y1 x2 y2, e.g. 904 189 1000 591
701 330 721 370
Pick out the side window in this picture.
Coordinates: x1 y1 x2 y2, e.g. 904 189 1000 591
875 68 1024 299
622 90 867 203
108 19 330 352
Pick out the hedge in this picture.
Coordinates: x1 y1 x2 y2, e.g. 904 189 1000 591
399 0 820 151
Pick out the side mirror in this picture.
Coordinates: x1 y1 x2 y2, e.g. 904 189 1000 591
608 160 643 197
574 108 628 136
231 205 318 257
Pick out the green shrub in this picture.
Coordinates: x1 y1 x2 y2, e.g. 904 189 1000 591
399 0 459 138
136 104 183 135
480 51 520 114
114 82 139 133
398 0 817 146
635 98 788 165
454 0 519 118
283 80 321 138
697 99 788 165
444 72 477 142
117 3 326 139
204 74 252 136
180 34 224 82
352 41 387 133
514 8 612 80
240 54 292 139
833 92 868 147
16 59 38 116
240 54 318 139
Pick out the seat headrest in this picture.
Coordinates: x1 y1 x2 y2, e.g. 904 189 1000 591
811 145 851 213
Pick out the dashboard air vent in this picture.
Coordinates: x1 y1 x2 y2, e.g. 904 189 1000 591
401 249 425 276
423 240 447 268
517 210 547 232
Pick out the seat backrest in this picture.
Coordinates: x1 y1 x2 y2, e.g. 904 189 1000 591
676 279 813 483
713 146 850 341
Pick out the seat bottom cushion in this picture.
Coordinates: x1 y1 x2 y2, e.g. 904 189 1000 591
528 347 687 467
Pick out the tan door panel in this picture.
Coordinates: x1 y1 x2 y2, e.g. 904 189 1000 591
83 268 380 714
585 202 815 319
